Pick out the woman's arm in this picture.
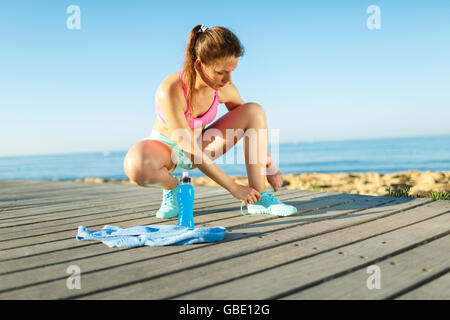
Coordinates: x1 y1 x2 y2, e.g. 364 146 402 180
220 82 245 111
157 81 237 193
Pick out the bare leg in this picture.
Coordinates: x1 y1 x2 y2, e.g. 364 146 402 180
124 103 270 193
123 140 178 190
196 102 269 193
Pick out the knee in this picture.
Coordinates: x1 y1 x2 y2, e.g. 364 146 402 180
123 154 140 185
245 102 267 123
123 152 148 186
123 142 164 186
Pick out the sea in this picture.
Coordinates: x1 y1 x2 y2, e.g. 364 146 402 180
1 135 449 181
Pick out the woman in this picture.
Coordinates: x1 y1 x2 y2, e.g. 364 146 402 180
123 25 297 218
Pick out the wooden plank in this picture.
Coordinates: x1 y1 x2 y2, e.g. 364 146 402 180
0 183 221 218
0 182 444 300
169 209 448 300
0 196 432 299
0 181 235 201
395 271 450 300
0 190 331 274
0 181 131 197
0 188 302 241
0 194 158 223
0 190 313 252
0 181 86 194
0 181 220 215
0 185 232 227
80 199 442 300
0 192 402 258
0 185 156 215
0 182 221 205
0 193 150 219
0 188 298 236
0 192 384 287
0 185 152 207
0 181 141 204
280 235 450 299
0 187 232 234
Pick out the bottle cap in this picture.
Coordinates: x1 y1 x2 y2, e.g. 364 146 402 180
181 171 191 184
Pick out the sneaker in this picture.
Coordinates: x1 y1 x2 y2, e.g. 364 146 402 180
156 176 180 219
245 190 297 216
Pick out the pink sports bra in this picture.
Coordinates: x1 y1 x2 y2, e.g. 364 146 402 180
155 70 219 130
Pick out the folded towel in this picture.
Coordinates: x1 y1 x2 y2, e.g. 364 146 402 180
76 225 226 247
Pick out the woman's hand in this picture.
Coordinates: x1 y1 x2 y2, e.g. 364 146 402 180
229 183 261 205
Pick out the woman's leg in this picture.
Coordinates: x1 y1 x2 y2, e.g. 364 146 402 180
194 102 269 193
195 103 297 216
123 139 178 190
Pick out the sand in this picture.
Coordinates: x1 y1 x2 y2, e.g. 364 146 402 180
76 170 449 198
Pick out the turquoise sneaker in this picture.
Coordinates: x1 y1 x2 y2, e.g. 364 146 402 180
241 190 297 216
156 176 180 219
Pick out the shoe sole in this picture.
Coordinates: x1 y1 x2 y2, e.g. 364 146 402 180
247 205 297 216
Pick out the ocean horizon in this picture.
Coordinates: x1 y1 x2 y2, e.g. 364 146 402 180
1 134 449 181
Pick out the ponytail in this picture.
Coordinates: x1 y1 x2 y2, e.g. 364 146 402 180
182 25 245 118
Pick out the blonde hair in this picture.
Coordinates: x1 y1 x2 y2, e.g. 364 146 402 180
182 25 245 117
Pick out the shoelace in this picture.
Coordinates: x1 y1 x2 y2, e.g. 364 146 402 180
162 189 175 205
240 187 275 216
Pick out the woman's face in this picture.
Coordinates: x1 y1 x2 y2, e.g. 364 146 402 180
196 56 239 90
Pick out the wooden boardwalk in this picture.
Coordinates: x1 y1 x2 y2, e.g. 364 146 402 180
0 180 448 300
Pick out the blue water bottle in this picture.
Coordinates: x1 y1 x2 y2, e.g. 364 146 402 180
177 171 195 229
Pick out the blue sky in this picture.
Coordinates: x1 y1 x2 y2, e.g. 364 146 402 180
1 0 449 157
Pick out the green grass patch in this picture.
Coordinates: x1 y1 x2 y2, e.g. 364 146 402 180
386 184 413 198
386 183 449 200
427 191 450 200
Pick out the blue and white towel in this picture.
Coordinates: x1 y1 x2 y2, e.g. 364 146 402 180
76 225 226 247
